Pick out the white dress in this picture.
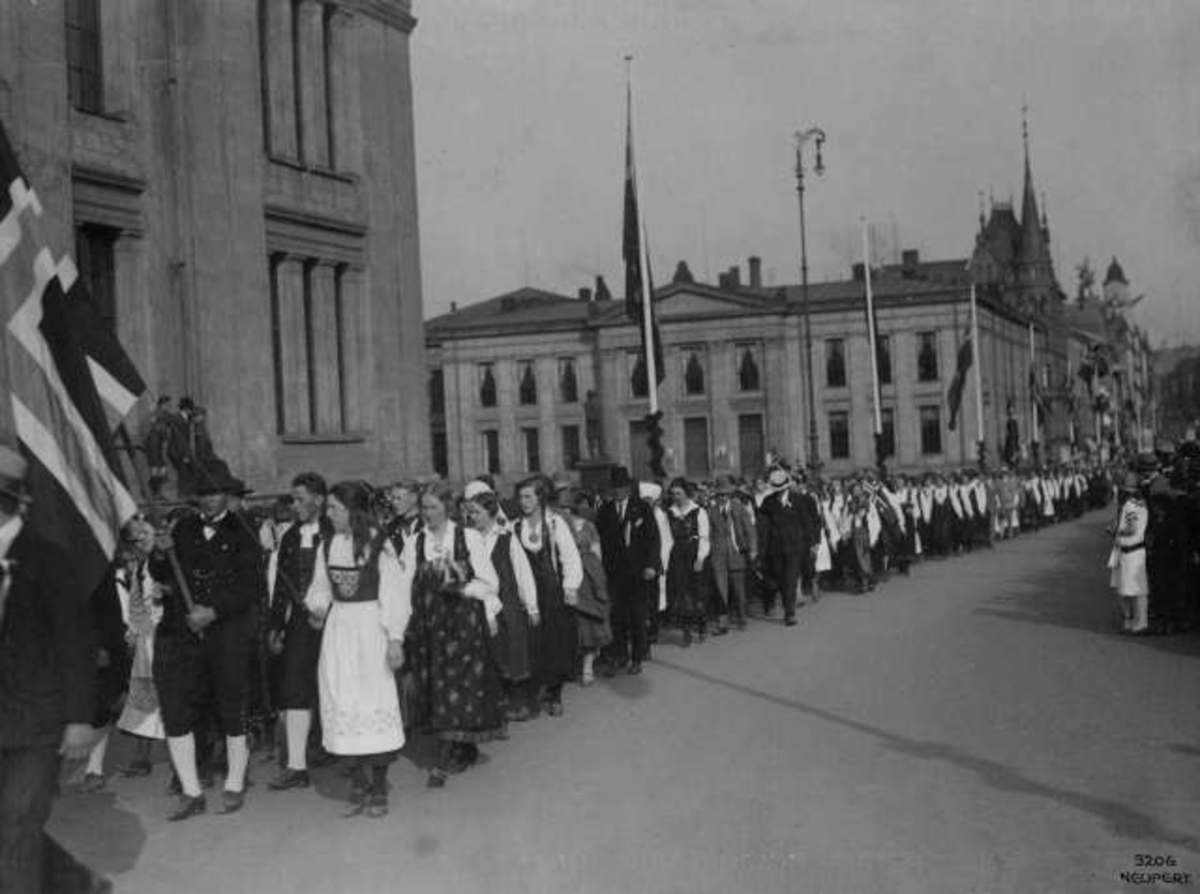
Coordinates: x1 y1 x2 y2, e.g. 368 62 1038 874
1108 499 1148 597
306 533 411 756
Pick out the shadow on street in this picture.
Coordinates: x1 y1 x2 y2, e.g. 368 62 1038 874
655 657 1200 855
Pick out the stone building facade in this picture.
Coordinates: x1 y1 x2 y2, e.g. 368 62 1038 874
426 259 1060 488
0 0 428 490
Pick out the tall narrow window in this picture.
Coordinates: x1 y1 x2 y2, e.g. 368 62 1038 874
322 4 337 170
518 361 538 406
479 363 497 408
559 358 578 404
920 405 942 454
630 352 649 399
268 255 285 434
826 339 847 388
683 349 705 396
917 332 939 381
737 345 761 392
876 334 892 385
431 432 448 477
290 0 305 160
561 425 581 470
522 427 540 472
429 370 445 416
482 429 501 475
829 411 850 459
74 225 117 328
879 408 895 459
65 0 103 113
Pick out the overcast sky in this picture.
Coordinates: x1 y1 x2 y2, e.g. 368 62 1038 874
411 0 1200 345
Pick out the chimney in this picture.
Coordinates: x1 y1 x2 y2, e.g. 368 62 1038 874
728 265 741 287
450 301 458 313
578 287 593 302
717 271 732 290
852 262 865 282
748 256 762 289
901 249 919 279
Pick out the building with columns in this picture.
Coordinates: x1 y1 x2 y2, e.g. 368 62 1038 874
0 0 429 490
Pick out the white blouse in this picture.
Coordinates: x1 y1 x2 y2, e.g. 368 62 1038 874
399 521 502 621
304 532 412 642
515 511 583 595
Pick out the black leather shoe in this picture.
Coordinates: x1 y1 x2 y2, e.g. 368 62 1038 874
220 790 245 814
628 661 643 675
426 771 447 789
784 615 798 627
267 769 311 791
167 794 206 822
365 791 389 818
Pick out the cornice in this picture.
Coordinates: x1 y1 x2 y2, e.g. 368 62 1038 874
341 0 417 33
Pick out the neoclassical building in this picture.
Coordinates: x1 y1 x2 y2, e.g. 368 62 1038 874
0 0 429 490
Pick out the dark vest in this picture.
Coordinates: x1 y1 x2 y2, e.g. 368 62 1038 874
273 520 330 607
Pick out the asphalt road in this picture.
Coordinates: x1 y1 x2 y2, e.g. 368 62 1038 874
50 511 1200 894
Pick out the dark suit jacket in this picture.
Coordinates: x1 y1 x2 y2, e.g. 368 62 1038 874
762 488 820 573
0 526 96 748
596 496 662 589
150 512 262 637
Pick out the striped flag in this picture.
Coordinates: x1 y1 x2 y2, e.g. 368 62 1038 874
1 118 145 597
946 328 973 431
622 79 664 388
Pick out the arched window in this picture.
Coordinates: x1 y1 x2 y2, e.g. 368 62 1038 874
559 358 578 404
738 346 760 392
684 351 705 396
518 361 537 405
479 363 497 407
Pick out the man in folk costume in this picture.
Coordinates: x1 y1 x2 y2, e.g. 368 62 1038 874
947 473 970 554
596 467 660 675
150 463 263 820
1109 471 1149 634
266 472 332 791
707 474 757 630
0 444 101 893
384 479 424 556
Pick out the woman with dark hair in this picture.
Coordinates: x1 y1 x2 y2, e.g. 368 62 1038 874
463 487 540 721
305 481 409 818
665 477 711 646
401 484 503 788
514 476 582 717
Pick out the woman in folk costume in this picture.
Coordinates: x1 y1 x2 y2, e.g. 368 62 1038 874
560 495 612 686
401 484 504 789
665 477 712 645
844 484 875 593
114 517 165 776
1108 472 1150 634
305 481 410 818
513 476 582 717
928 475 956 557
642 480 674 643
463 484 540 723
813 480 840 588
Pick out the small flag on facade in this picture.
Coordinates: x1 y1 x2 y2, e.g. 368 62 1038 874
1 117 146 599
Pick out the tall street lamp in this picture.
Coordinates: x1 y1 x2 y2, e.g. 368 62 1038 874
795 126 825 470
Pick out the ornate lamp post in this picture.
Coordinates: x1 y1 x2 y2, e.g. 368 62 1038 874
795 127 825 471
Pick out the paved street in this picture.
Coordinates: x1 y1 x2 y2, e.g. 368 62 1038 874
51 511 1200 894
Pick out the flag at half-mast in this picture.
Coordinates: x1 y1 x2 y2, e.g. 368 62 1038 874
1 117 146 598
622 82 664 387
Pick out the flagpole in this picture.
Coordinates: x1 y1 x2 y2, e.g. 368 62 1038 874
970 283 984 459
626 57 658 417
1028 322 1038 454
860 220 883 465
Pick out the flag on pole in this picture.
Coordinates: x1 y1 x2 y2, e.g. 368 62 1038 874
1 117 146 599
622 81 664 388
946 328 973 431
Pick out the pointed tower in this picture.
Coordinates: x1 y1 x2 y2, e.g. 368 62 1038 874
1016 108 1056 307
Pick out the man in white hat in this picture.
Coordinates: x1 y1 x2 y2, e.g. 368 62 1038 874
0 443 101 893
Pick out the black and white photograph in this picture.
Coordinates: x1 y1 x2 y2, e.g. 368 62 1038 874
1 1 1198 891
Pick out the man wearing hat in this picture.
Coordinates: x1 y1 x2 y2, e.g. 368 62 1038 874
708 475 757 631
760 466 819 626
0 444 101 893
149 462 263 820
596 467 661 674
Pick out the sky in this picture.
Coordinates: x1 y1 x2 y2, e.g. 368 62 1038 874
411 0 1200 345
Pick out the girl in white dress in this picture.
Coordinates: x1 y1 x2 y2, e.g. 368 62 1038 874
306 481 410 817
1108 472 1149 634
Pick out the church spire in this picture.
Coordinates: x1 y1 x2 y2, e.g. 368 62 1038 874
1018 102 1048 278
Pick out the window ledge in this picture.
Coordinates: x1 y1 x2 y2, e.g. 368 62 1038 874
281 432 368 445
72 107 129 124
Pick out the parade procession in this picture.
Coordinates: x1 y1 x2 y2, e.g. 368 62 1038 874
3 2 1200 893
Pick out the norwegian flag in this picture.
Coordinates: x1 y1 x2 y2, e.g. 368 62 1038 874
1 118 146 598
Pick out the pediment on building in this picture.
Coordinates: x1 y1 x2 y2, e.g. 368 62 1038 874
652 284 782 319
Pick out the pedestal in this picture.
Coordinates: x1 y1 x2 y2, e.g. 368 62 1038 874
575 458 620 493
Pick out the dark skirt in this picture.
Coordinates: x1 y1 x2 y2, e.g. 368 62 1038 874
525 543 578 684
405 569 505 742
491 535 533 682
667 541 708 621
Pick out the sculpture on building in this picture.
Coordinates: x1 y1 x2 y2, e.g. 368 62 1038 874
584 390 603 459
